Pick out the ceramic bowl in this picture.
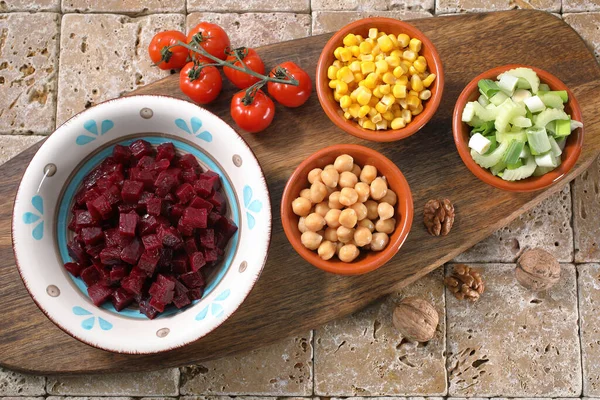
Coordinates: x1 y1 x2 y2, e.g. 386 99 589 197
281 144 413 275
316 17 444 142
453 64 584 192
12 95 271 354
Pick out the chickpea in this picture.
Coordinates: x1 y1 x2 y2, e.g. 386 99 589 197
377 202 395 220
315 201 330 217
349 202 368 221
324 227 338 242
370 177 388 200
360 165 378 184
339 187 359 206
324 209 342 228
358 218 375 232
336 241 344 254
310 181 328 203
328 191 343 209
337 226 355 243
301 231 322 250
365 200 379 220
355 182 370 203
292 197 312 217
299 188 311 200
318 240 336 260
321 168 339 188
298 217 308 233
334 154 354 172
308 168 323 184
326 185 336 196
371 232 390 251
354 226 373 247
339 171 358 188
380 189 397 206
351 164 361 177
375 217 396 234
339 208 358 229
339 244 360 262
304 212 326 232
324 164 335 170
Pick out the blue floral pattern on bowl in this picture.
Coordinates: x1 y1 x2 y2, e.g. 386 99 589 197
76 119 114 146
175 117 213 142
22 195 44 240
73 306 113 331
243 186 263 230
195 289 231 320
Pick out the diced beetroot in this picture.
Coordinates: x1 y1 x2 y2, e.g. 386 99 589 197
172 253 189 275
181 168 197 183
158 225 183 248
139 298 159 319
137 155 155 170
111 287 135 311
154 170 178 197
199 171 222 191
177 218 194 237
204 248 218 263
104 185 121 206
68 215 78 232
177 154 200 170
176 183 195 204
99 247 122 265
129 168 155 190
207 211 221 227
188 287 204 300
88 195 112 220
137 191 155 207
121 180 144 203
156 142 176 161
112 144 132 164
118 212 139 237
142 234 162 251
85 242 105 258
216 216 238 242
80 265 101 286
120 237 143 264
152 158 170 172
88 283 113 306
103 228 132 249
189 197 214 213
109 264 128 284
180 270 205 288
138 249 160 276
74 210 98 230
138 215 158 236
173 294 191 308
80 227 104 245
117 203 136 213
193 179 213 198
208 191 227 214
83 167 104 190
95 177 113 191
146 197 162 217
199 229 215 249
189 251 206 271
171 203 185 219
184 237 198 255
129 139 153 159
121 269 146 295
64 262 84 277
157 247 173 269
164 192 176 203
181 207 207 229
149 297 167 312
107 169 125 186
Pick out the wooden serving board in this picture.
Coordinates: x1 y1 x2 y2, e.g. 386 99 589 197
1 10 599 375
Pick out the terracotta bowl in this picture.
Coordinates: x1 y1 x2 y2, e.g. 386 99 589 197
316 17 444 142
453 64 584 192
281 144 413 275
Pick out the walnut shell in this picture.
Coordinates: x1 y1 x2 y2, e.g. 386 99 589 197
392 296 439 342
515 248 560 291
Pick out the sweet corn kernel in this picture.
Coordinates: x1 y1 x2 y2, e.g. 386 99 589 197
390 49 403 58
340 95 352 109
363 120 376 130
369 96 378 107
375 59 388 74
409 38 422 53
372 86 383 99
350 45 360 57
372 113 382 123
368 107 378 117
359 41 373 54
332 60 342 69
334 92 342 101
423 73 436 87
353 72 364 82
361 61 375 74
411 103 424 115
400 60 412 70
382 111 394 121
360 54 374 62
397 75 409 85
379 84 391 95
364 73 378 89
377 31 386 38
402 109 412 123
356 34 364 42
375 53 385 62
376 120 388 130
397 33 410 47
410 74 424 92
358 105 370 118
368 28 378 39
419 89 432 100
349 104 360 118
371 44 381 56
392 83 407 99
356 87 372 105
381 93 395 107
377 35 394 52
327 65 339 80
391 117 406 130
413 58 427 73
336 66 353 83
385 55 401 68
403 50 417 62
375 101 388 114
349 60 361 72
358 80 365 87
387 34 398 47
344 111 352 120
350 88 359 101
392 66 405 79
408 66 418 76
406 94 420 109
398 98 407 109
409 90 419 97
339 47 353 62
334 47 342 60
382 72 396 84
335 80 349 95
329 79 338 89
393 109 402 118
343 33 358 47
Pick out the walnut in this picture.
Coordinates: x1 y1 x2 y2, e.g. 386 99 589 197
423 198 454 236
392 296 439 342
515 248 560 291
444 264 485 301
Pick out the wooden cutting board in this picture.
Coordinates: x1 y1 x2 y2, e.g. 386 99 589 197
1 10 599 375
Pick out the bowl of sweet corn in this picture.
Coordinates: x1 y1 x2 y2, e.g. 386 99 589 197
316 17 444 142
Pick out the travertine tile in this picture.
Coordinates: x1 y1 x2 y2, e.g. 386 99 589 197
331 398 444 400
435 0 560 12
573 158 600 262
564 13 600 60
180 333 313 395
563 0 600 12
46 369 179 396
188 0 309 12
186 13 311 48
577 264 600 396
61 0 185 13
0 135 44 165
446 264 581 397
0 0 59 11
181 397 280 400
312 0 433 11
0 13 60 134
0 368 45 396
47 397 133 400
312 10 433 34
314 269 446 396
56 13 184 126
454 186 573 263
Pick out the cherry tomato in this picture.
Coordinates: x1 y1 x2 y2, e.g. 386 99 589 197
187 22 230 62
179 62 222 104
223 48 265 89
148 30 189 70
230 90 275 133
267 61 312 108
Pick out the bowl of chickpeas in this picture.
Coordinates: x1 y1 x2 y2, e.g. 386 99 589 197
316 17 444 142
281 144 413 275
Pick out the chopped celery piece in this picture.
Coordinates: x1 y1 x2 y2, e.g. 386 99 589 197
516 77 532 89
503 140 525 165
498 73 519 95
524 96 546 113
548 135 562 157
539 83 551 92
526 127 551 154
534 108 570 128
471 120 495 136
539 93 564 109
472 101 499 121
495 98 526 133
484 135 497 154
546 120 556 135
462 102 475 123
537 90 568 103
535 151 559 168
507 159 524 170
478 94 490 107
471 140 510 168
512 115 532 128
533 165 557 176
526 108 533 120
555 119 571 137
478 79 500 99
519 144 530 159
570 119 583 131
502 154 537 181
512 89 532 104
498 67 540 94
490 160 507 176
496 130 527 143
489 91 509 106
469 115 486 128
557 138 566 151
469 133 492 154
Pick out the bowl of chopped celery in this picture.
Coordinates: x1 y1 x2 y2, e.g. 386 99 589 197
453 65 584 192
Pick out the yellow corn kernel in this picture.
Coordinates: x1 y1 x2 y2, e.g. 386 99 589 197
382 71 396 85
408 66 418 76
391 117 406 130
410 74 424 92
360 61 375 75
375 53 385 62
368 28 378 39
340 95 352 109
334 46 343 60
332 60 342 68
381 93 395 107
390 49 403 58
397 75 409 86
353 72 364 82
401 109 412 123
403 50 417 62
349 60 361 72
393 108 402 118
419 89 432 100
385 55 401 68
377 31 386 38
387 34 398 47
328 79 338 89
356 87 372 106
372 86 383 99
358 80 365 87
377 35 394 53
413 58 427 73
358 105 370 118
334 92 342 101
335 80 349 95
400 60 412 70
350 45 360 57
350 88 359 101
371 44 381 56
397 33 410 47
379 84 391 95
406 94 420 109
327 65 339 80
376 119 388 130
419 72 429 81
411 103 424 115
409 90 419 97
382 111 394 121
368 106 378 117
343 33 358 47
344 111 352 120
363 120 376 130
364 73 378 89
417 55 427 64
375 101 388 114
339 47 353 62
372 113 383 123
409 38 422 53
423 73 436 87
398 98 408 109
368 96 379 107
337 66 354 83
375 59 388 74
392 83 407 99
360 54 374 62
349 103 360 118
392 66 405 79
359 41 372 54
355 34 364 42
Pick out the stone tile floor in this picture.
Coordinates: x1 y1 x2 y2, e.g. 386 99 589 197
1 0 600 398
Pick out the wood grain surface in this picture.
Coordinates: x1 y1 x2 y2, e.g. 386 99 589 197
1 10 599 375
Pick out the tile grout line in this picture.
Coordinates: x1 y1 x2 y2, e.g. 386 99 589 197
443 263 451 397
575 263 586 397
311 328 316 396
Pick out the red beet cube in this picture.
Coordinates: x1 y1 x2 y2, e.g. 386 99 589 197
177 218 194 237
80 227 104 245
137 155 155 170
171 204 185 219
181 168 197 183
177 154 200 170
104 185 121 206
181 207 208 229
149 297 167 313
189 197 214 213
117 203 136 213
152 159 170 172
158 225 183 248
139 215 159 236
111 287 135 311
157 248 173 269
180 270 205 288
146 197 162 217
129 168 155 190
208 191 227 214
99 247 122 265
188 287 204 300
88 195 112 220
107 169 125 186
80 266 101 286
112 144 132 164
184 237 198 255
176 183 195 204
204 248 219 263
121 269 146 295
129 139 153 159
88 283 113 306
120 237 143 264
189 251 206 271
95 177 112 191
139 298 159 319
121 180 144 203
164 192 176 203
208 211 222 227
173 294 191 308
156 142 176 162
119 212 139 237
67 238 89 264
199 229 215 249
103 228 132 249
142 234 162 251
216 216 238 242
154 170 178 197
85 242 105 258
172 253 189 275
64 262 84 277
138 249 160 276
110 264 128 283
193 179 212 198
83 187 101 203
199 171 222 191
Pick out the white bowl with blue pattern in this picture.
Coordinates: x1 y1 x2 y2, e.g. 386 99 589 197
12 95 271 354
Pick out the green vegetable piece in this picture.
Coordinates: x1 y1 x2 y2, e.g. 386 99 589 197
535 151 559 168
501 154 537 181
507 159 523 170
534 108 570 129
489 91 509 106
496 130 527 144
503 140 525 165
539 83 551 92
484 135 497 154
490 160 507 176
539 93 564 110
471 120 495 136
471 140 510 168
537 90 568 103
478 79 500 99
495 98 526 133
478 94 490 107
526 127 552 154
498 67 540 94
555 119 571 137
548 135 562 157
